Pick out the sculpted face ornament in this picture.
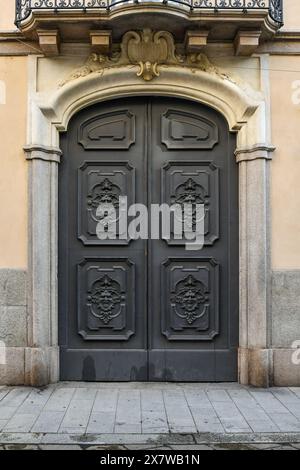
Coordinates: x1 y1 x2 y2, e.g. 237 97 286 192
137 61 159 81
172 275 209 325
87 275 124 325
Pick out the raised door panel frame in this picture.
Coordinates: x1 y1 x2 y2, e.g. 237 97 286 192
77 257 135 341
161 257 220 341
161 160 220 246
78 109 135 149
78 160 135 245
161 109 219 149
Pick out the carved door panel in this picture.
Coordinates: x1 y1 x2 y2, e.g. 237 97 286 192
59 98 148 381
59 96 238 381
149 98 238 381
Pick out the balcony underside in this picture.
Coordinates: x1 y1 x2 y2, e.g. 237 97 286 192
16 5 281 42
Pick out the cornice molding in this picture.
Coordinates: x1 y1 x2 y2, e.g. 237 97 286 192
0 31 24 38
275 30 300 40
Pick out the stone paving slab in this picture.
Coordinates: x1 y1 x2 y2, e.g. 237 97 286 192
0 384 299 444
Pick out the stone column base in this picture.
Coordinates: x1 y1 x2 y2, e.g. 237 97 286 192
25 346 59 386
239 347 273 387
239 347 300 387
0 346 59 386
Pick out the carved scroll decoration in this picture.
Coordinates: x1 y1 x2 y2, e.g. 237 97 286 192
60 28 227 85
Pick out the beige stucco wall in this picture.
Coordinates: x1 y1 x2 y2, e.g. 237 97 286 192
0 0 15 30
0 57 27 268
270 55 300 269
283 0 300 30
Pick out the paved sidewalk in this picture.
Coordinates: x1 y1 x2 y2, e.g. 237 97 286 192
0 383 300 446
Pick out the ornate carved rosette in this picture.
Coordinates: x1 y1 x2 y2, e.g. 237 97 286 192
87 177 121 223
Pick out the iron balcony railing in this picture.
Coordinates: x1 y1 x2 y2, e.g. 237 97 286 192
15 1 283 27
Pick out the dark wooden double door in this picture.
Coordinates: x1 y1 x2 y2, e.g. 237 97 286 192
59 96 238 381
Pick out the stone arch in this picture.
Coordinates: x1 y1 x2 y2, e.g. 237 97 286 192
24 62 274 387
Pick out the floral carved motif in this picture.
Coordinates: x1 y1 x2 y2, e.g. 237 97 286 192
60 29 225 85
172 178 205 206
171 178 207 229
87 178 121 222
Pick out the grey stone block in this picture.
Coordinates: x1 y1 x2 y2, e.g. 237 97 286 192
0 269 27 307
4 444 39 450
272 270 300 348
0 432 42 444
0 347 25 385
273 349 300 386
87 412 115 434
4 413 39 433
268 412 300 432
247 419 279 433
59 396 96 434
0 306 27 347
39 445 82 450
0 388 9 401
31 411 65 433
24 347 57 386
0 387 31 407
0 421 7 432
141 411 169 434
114 390 142 434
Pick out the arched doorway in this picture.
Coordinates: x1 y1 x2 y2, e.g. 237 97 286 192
58 96 238 381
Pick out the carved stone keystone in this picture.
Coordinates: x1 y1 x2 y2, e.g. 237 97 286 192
121 29 178 81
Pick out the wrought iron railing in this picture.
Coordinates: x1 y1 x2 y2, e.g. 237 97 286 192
15 0 284 27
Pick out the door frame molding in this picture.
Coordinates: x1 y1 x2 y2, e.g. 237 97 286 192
24 58 275 386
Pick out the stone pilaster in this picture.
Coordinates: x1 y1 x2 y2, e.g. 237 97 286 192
236 144 275 387
23 145 62 386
